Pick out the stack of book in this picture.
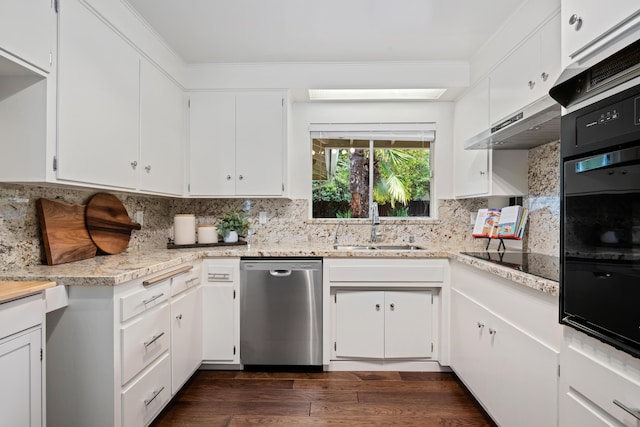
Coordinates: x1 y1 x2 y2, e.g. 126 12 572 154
472 205 528 240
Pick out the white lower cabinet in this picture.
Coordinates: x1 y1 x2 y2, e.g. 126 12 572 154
46 262 201 427
559 328 640 427
170 281 202 393
335 290 432 359
202 258 240 364
450 261 561 427
325 258 445 368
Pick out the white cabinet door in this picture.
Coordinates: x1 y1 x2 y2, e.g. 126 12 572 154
561 0 640 61
189 91 285 197
202 284 238 362
335 291 385 359
451 290 558 427
335 290 432 359
453 78 490 197
140 60 184 196
170 287 202 393
490 35 540 125
0 328 42 427
0 0 55 71
384 291 432 359
188 92 236 196
57 0 139 189
235 92 285 196
539 14 562 97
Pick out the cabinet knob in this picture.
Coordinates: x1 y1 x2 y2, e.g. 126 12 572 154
130 161 138 170
145 165 151 173
375 304 380 310
176 314 183 320
568 14 583 30
479 171 486 176
238 175 244 181
489 328 497 335
477 322 485 329
390 303 395 310
541 72 549 82
226 175 232 180
528 80 535 89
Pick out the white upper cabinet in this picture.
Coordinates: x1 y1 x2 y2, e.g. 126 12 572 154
139 60 184 196
189 91 286 197
0 0 56 72
490 14 560 125
561 0 640 64
57 0 140 189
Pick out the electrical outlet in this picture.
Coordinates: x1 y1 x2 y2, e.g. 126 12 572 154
470 212 476 225
259 211 267 224
135 210 144 226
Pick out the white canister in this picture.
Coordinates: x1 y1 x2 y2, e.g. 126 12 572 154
174 214 196 245
198 225 218 244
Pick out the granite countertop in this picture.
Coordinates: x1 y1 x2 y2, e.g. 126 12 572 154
0 281 56 304
0 243 559 296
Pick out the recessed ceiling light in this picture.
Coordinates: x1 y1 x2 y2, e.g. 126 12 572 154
308 88 446 101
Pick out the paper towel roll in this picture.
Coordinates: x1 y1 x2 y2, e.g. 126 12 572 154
198 225 218 244
174 214 196 245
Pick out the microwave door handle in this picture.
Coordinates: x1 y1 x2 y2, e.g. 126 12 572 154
574 147 640 173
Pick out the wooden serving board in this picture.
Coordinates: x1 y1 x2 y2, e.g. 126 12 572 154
36 199 98 265
85 193 141 255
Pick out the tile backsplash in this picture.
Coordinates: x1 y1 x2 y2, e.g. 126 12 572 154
0 141 560 270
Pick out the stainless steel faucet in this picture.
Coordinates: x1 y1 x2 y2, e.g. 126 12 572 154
333 220 345 248
370 203 383 243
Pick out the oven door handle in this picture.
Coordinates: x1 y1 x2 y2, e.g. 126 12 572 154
575 146 640 173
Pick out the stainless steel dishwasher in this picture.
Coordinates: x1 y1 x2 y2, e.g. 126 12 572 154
240 258 322 367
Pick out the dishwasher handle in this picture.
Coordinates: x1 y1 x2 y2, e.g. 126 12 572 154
269 269 292 277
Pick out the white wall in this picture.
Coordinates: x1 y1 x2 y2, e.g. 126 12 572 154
289 101 455 201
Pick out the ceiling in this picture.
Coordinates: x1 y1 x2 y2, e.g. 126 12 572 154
126 0 526 64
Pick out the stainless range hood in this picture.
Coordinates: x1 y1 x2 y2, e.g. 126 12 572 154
464 96 561 150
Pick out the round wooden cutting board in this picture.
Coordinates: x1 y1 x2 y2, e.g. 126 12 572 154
85 193 141 255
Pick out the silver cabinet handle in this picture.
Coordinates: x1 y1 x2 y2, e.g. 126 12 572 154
144 332 165 348
568 14 583 29
390 303 395 310
477 322 485 329
143 265 194 287
130 161 138 169
528 80 535 89
541 72 549 82
185 277 198 286
142 293 164 305
489 328 497 335
613 400 640 421
144 386 165 406
176 314 183 320
375 304 380 310
145 165 151 173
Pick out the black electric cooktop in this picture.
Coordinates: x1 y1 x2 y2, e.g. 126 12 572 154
461 251 560 282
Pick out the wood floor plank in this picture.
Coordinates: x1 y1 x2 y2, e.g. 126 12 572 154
293 379 465 392
309 401 486 418
178 387 358 403
234 371 363 380
399 371 459 381
227 415 493 426
188 378 295 390
157 400 311 417
357 390 474 405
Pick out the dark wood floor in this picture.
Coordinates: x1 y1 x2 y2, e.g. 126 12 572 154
152 370 496 426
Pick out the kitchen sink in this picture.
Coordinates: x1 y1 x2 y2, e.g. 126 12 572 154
333 245 425 251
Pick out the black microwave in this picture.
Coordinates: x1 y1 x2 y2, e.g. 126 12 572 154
559 79 640 359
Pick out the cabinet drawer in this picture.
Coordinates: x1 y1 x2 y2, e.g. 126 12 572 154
563 340 640 426
328 259 444 283
122 353 170 427
0 294 43 339
170 266 201 297
120 281 169 322
121 304 170 384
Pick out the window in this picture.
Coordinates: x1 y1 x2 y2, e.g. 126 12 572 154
310 124 434 219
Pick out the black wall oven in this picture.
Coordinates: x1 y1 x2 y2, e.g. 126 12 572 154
559 78 640 358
